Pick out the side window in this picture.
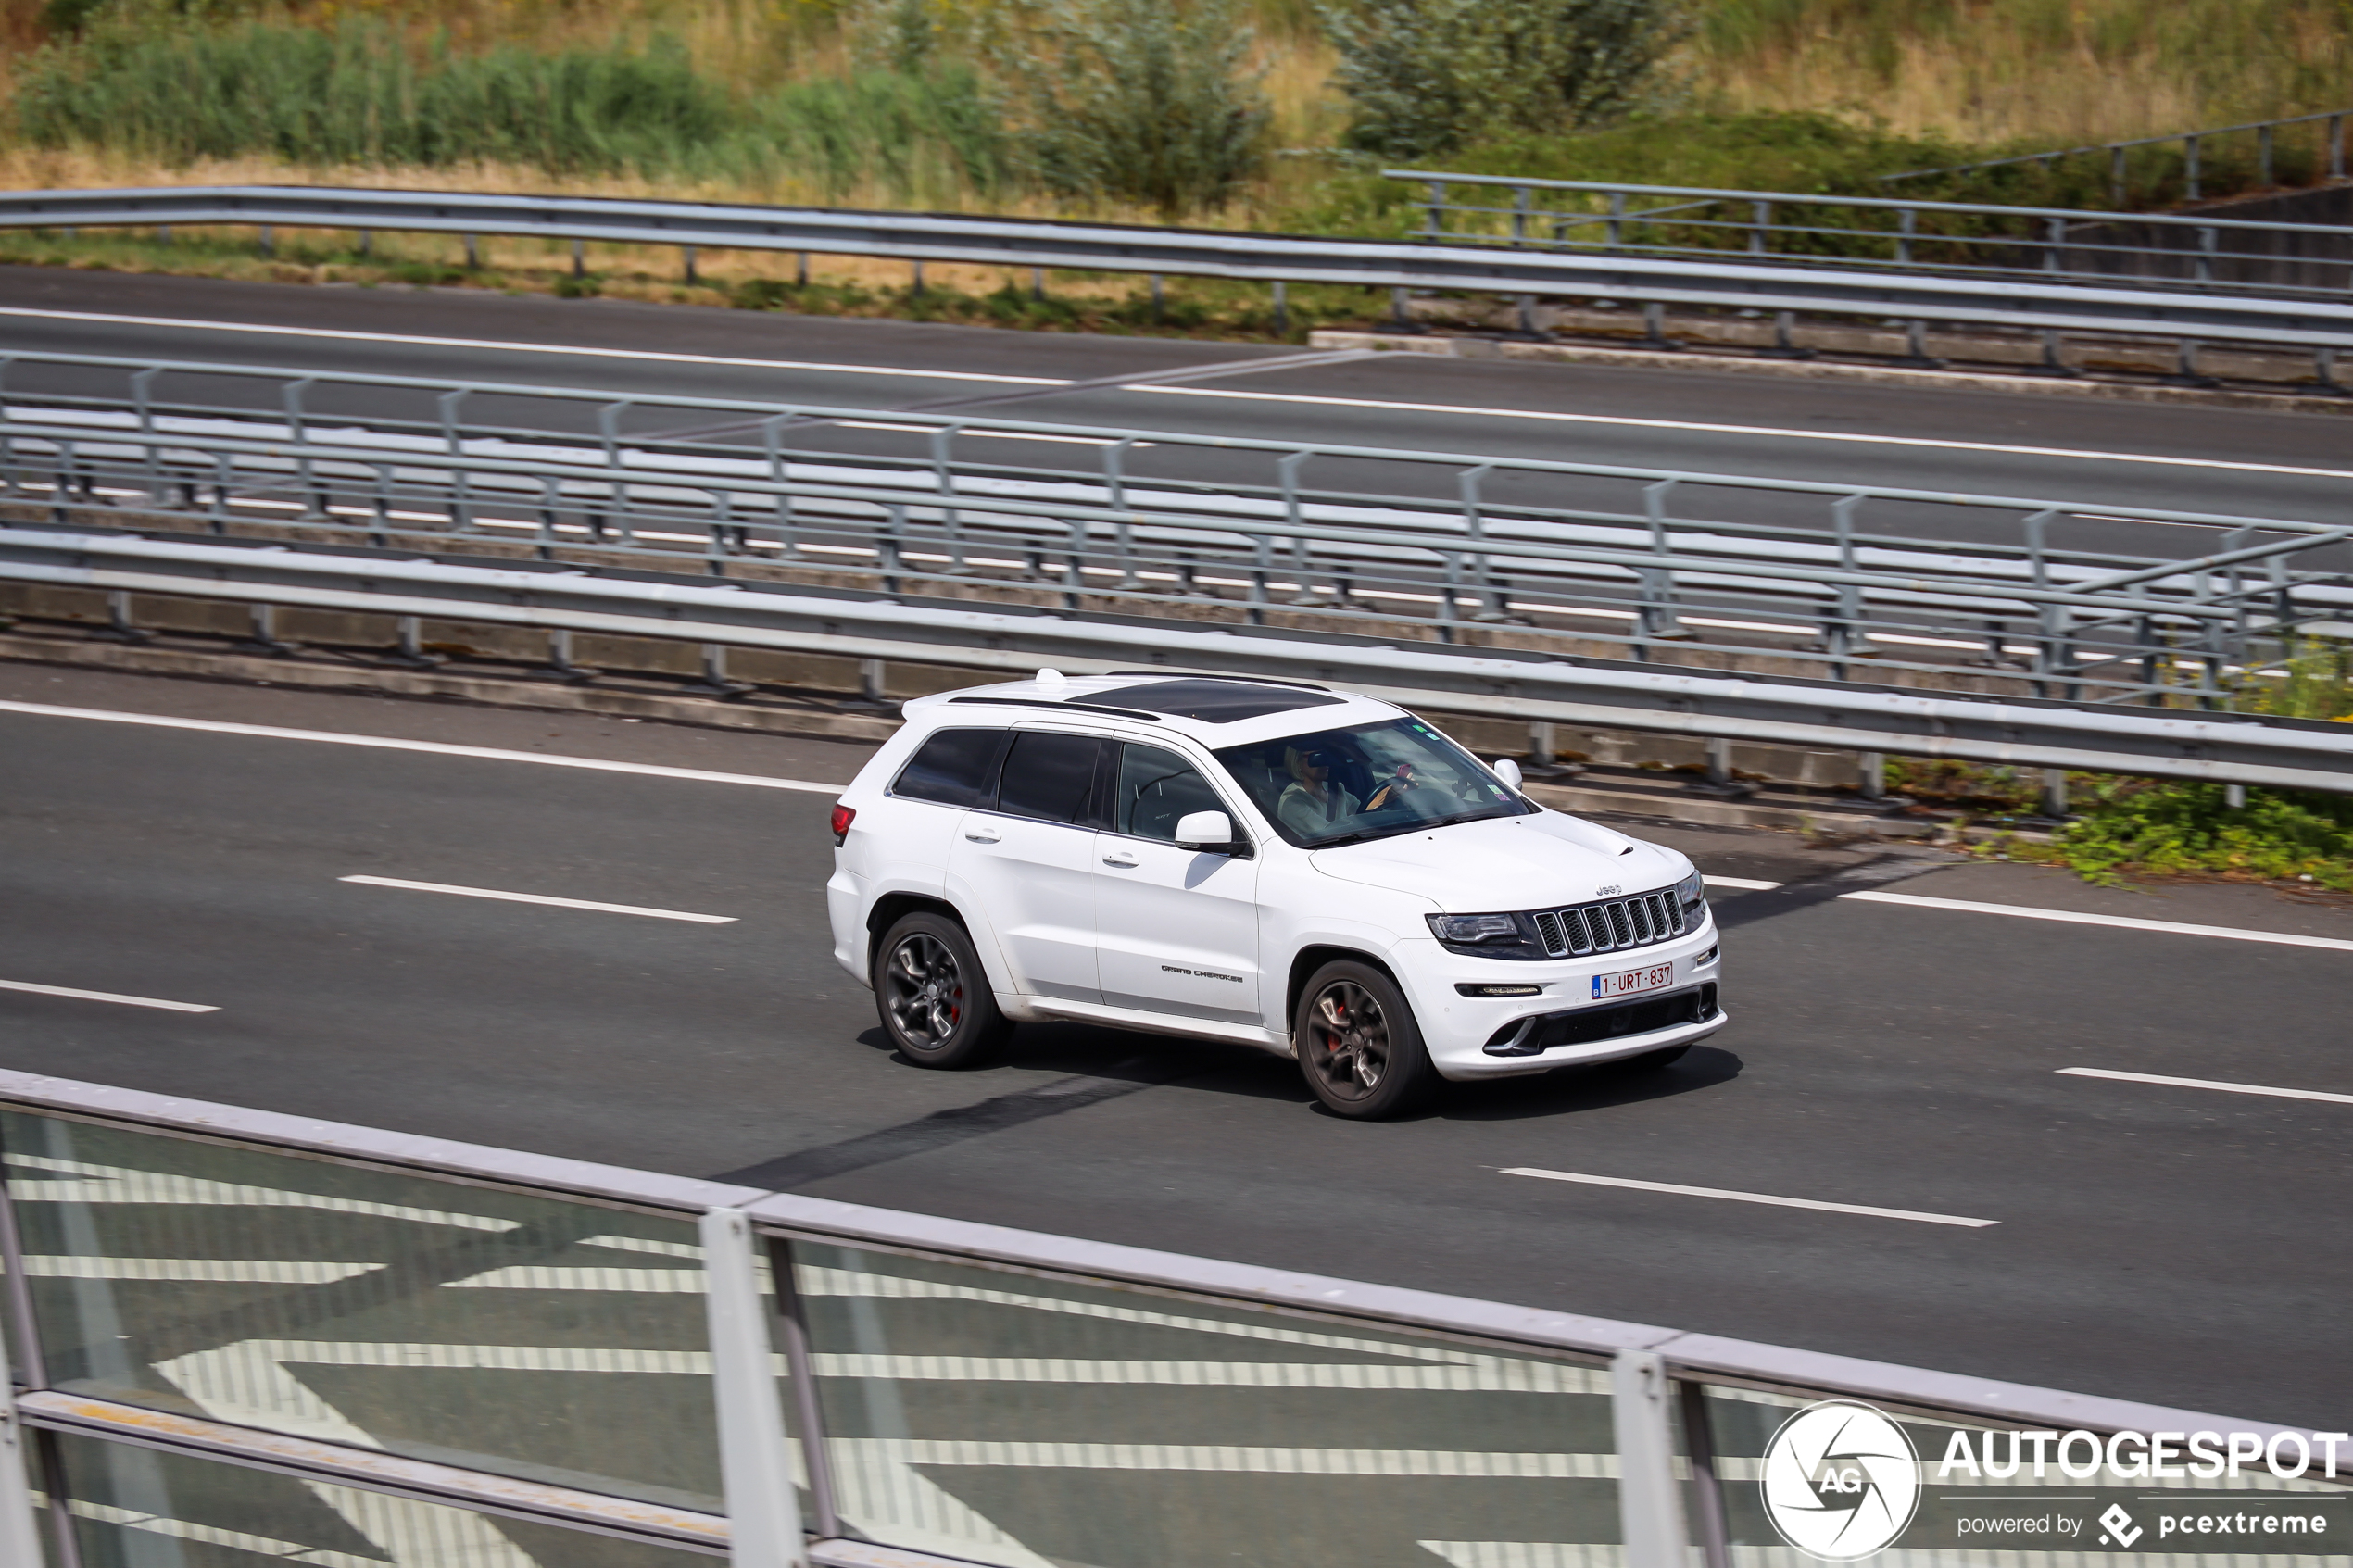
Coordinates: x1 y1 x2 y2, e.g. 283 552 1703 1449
891 728 1008 808
995 732 1105 824
1116 744 1228 842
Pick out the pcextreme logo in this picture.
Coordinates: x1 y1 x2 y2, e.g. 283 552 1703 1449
1760 1400 1924 1561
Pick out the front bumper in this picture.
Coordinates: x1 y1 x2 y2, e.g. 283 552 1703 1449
1397 924 1726 1080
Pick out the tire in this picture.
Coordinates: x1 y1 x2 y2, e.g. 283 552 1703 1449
1293 960 1438 1119
1618 1043 1690 1073
873 911 1010 1069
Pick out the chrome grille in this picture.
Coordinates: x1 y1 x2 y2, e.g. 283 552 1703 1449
1536 888 1686 958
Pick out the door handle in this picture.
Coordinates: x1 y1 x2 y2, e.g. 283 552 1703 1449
1101 850 1139 867
964 828 1001 844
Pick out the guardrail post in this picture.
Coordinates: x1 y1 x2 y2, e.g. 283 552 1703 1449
700 1209 806 1568
2185 134 2201 201
1529 721 1555 766
860 659 887 704
1612 1349 1689 1568
572 238 586 279
1858 751 1885 799
2259 123 2274 187
2332 115 2347 181
2110 144 2129 206
464 233 479 270
684 245 698 286
1273 281 1289 336
258 223 273 257
2039 769 2070 819
1750 200 1769 257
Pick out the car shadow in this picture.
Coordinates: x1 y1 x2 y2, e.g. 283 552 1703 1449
1430 1044 1744 1122
859 1022 1315 1104
862 1024 1738 1121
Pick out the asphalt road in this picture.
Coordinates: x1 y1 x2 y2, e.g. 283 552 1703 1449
1 664 2346 1436
6 268 2353 557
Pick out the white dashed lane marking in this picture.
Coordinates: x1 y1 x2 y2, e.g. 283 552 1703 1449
0 699 841 792
340 874 737 923
1838 889 2353 953
2058 1067 2353 1107
0 977 219 1012
1500 1168 1999 1227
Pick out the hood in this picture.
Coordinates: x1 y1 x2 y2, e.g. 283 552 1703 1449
1310 811 1683 910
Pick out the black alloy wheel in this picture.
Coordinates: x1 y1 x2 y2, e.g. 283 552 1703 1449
1294 960 1436 1118
874 911 1007 1069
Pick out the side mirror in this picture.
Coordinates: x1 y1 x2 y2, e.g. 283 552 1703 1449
1174 810 1236 851
1492 758 1525 792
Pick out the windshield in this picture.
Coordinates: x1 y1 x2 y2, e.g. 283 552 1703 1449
1214 717 1531 848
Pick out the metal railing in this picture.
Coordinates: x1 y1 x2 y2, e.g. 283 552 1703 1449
4 350 2350 717
7 184 2353 368
1881 105 2353 203
11 527 2353 793
1387 171 2353 321
0 1071 2338 1568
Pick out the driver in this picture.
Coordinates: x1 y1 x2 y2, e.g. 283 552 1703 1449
1277 746 1362 835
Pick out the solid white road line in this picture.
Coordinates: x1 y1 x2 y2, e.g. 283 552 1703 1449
1499 1167 1999 1227
0 699 843 793
2057 1066 2353 1107
340 874 736 922
1838 889 2353 952
0 307 1067 385
1135 384 2353 484
1703 874 1782 891
0 978 219 1013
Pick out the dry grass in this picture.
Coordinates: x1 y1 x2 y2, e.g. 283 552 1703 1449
2 0 2347 215
1683 0 2353 147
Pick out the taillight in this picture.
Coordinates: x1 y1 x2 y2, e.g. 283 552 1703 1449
830 804 855 846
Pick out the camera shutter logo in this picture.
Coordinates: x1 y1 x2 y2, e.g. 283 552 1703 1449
1760 1399 1923 1560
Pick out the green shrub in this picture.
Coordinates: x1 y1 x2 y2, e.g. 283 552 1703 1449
10 15 1010 204
1316 0 1691 158
2042 779 2353 889
999 0 1272 220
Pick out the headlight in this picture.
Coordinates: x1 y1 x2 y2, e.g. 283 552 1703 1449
1425 911 1546 959
1674 868 1705 916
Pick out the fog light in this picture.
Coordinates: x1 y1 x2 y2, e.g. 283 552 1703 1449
1695 946 1719 966
1456 983 1544 997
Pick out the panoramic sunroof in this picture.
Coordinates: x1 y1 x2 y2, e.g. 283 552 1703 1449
1082 679 1348 722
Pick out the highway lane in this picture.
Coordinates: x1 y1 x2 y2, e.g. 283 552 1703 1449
0 664 2346 1433
6 268 2353 543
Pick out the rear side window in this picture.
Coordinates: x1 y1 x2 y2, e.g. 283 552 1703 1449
891 728 1009 807
995 732 1104 824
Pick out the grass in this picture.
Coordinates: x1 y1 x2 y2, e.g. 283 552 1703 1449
3 0 2347 229
1934 641 2353 894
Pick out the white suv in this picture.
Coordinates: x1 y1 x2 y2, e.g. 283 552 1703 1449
825 671 1725 1118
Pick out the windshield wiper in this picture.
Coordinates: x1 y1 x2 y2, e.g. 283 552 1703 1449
1302 826 1402 849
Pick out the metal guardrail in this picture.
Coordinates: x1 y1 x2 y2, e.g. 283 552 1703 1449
1385 172 2353 362
1881 105 2352 202
5 349 2349 711
0 1071 2334 1568
7 184 2353 366
9 526 2353 793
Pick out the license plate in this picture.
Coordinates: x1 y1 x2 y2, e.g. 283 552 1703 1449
1592 962 1674 1000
